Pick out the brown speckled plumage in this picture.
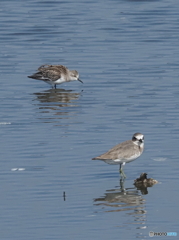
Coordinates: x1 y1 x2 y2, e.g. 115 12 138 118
28 64 82 88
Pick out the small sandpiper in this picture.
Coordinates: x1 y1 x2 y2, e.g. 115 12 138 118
92 133 144 178
28 64 83 89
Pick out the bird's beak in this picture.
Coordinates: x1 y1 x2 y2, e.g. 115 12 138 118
139 139 143 143
78 79 83 83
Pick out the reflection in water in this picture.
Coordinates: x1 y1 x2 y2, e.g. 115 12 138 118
32 88 81 122
94 179 147 233
94 179 145 212
134 181 158 195
134 184 150 195
94 178 158 235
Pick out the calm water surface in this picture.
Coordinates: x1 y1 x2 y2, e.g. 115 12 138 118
0 0 179 239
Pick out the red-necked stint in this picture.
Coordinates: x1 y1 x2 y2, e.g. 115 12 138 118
28 64 83 89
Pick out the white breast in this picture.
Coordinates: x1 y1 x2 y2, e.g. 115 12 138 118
54 77 66 84
123 152 141 163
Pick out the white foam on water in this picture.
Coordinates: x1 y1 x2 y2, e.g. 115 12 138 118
11 168 25 171
152 157 167 162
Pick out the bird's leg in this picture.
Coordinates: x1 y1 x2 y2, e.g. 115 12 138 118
121 170 126 178
119 163 126 178
54 84 56 89
119 164 122 173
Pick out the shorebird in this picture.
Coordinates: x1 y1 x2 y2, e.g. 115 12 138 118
92 133 144 178
28 64 83 89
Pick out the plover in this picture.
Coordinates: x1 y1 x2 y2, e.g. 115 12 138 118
28 64 83 89
92 133 144 178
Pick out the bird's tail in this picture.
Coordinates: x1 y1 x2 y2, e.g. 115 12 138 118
28 72 46 80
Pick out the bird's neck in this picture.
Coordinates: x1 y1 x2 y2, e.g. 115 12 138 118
139 143 144 152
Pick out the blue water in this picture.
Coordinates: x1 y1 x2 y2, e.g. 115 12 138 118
0 0 179 239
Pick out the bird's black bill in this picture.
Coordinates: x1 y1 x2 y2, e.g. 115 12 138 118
78 79 83 83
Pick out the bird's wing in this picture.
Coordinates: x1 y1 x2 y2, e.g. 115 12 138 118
92 140 138 160
42 69 61 81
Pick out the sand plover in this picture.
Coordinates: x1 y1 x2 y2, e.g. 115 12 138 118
92 133 144 178
28 64 83 89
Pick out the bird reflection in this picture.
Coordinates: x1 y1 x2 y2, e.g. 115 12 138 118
33 88 81 105
94 179 145 212
94 179 147 230
32 88 81 121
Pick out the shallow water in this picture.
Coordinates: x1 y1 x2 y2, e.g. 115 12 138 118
0 0 179 239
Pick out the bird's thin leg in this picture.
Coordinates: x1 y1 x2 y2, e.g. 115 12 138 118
121 170 126 178
119 163 126 178
54 84 56 89
119 164 122 173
